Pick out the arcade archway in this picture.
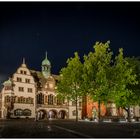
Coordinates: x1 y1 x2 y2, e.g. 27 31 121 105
37 110 47 120
48 110 57 119
59 110 67 119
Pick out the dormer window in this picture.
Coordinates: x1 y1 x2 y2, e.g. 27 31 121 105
20 70 27 75
20 70 23 74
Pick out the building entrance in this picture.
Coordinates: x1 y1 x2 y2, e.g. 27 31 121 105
48 110 57 119
37 110 47 120
59 110 67 119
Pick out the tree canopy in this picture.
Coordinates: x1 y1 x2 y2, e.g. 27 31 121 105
57 41 139 121
56 52 83 121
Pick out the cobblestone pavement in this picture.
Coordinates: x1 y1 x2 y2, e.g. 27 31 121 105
0 119 140 138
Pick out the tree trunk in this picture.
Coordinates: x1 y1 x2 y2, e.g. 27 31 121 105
76 98 78 122
127 107 131 122
98 100 101 122
124 107 130 122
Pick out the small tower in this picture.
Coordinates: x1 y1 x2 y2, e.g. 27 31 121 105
41 51 51 78
2 78 14 119
3 78 13 91
21 57 27 67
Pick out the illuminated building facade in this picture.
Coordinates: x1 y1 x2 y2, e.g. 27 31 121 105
0 53 82 119
0 52 139 120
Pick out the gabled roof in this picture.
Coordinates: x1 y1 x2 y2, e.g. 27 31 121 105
30 70 59 90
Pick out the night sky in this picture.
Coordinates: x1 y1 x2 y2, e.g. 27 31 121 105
0 2 140 84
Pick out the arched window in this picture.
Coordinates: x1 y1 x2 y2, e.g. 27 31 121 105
23 109 31 116
14 109 23 116
48 94 54 105
37 93 44 104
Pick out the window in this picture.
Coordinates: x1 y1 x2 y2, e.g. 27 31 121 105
37 93 44 104
19 87 24 92
5 96 10 103
18 97 21 103
30 98 33 104
26 97 33 104
26 98 30 104
11 96 15 103
17 77 22 82
14 109 23 116
27 88 32 93
20 70 23 74
45 96 48 103
48 94 54 105
72 110 76 116
23 109 31 116
24 71 27 75
20 97 26 103
18 97 24 103
25 79 30 83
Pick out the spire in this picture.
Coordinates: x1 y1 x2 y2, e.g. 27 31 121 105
42 51 51 78
23 57 25 64
21 57 27 67
46 51 48 59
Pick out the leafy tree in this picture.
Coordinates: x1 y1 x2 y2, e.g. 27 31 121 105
82 41 113 121
56 52 83 122
82 42 138 121
111 49 138 121
125 57 140 106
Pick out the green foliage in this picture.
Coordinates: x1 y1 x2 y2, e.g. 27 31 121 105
111 49 138 108
57 41 139 120
56 52 84 121
57 52 83 101
83 41 113 103
82 41 138 119
125 57 140 105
